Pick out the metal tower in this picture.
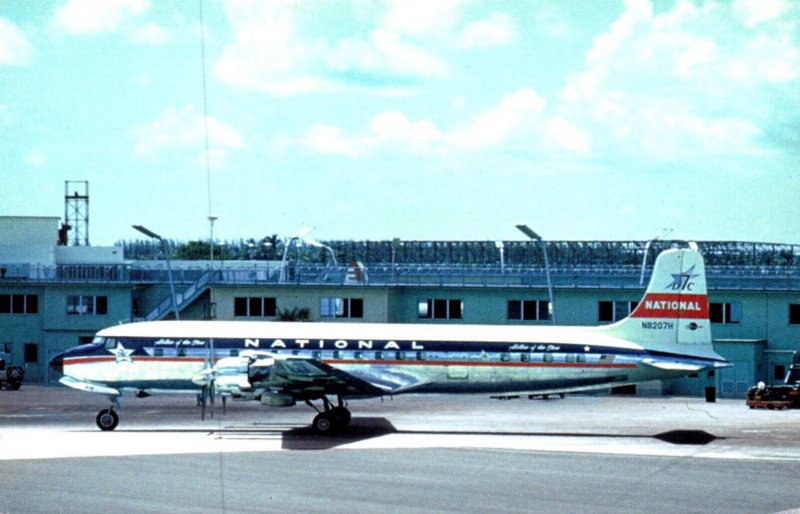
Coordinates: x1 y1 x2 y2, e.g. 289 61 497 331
64 180 89 246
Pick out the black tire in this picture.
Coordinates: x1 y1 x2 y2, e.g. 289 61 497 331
8 368 22 390
329 406 351 428
96 409 119 431
312 412 333 434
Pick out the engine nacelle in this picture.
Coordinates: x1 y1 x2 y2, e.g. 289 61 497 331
248 357 275 384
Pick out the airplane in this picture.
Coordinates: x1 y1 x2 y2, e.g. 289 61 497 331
49 245 728 433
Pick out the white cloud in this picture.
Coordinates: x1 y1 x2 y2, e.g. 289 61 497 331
448 89 545 149
556 0 798 161
133 105 243 164
328 29 448 79
214 2 328 95
303 88 546 157
215 0 493 94
457 12 517 48
0 17 34 66
303 125 360 157
734 0 790 28
131 22 170 45
546 117 590 154
53 0 149 35
381 0 467 37
24 150 47 167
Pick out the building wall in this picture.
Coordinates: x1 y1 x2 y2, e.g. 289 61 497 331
3 270 799 392
0 216 60 266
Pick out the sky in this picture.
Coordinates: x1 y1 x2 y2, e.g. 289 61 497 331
1 0 798 246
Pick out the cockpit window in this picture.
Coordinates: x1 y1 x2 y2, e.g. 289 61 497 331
93 336 105 345
104 338 117 349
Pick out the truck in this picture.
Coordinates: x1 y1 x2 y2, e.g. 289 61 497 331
0 352 24 390
746 351 800 410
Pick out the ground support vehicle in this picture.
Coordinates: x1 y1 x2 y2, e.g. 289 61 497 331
746 351 800 410
0 353 24 390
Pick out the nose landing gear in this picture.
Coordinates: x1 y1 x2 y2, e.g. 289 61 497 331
96 395 120 431
96 408 119 431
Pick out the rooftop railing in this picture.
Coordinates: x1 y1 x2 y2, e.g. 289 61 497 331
1 262 798 291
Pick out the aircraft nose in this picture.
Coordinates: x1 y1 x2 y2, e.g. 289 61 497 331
49 353 65 375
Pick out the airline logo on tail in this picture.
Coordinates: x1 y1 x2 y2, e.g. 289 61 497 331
633 294 709 319
630 257 709 320
667 265 700 291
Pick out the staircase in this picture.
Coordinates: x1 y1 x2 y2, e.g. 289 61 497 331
144 271 212 321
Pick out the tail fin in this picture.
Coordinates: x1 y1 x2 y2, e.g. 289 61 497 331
600 247 722 362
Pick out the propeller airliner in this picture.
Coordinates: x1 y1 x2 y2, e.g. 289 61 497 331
50 246 728 433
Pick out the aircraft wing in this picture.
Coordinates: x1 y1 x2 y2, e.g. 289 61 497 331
219 353 387 403
268 357 388 399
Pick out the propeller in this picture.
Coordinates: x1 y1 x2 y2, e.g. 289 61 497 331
194 337 219 421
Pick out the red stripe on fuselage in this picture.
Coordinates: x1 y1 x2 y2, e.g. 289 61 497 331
630 293 708 319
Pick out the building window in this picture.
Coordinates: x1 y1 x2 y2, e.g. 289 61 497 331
320 297 364 318
0 294 38 314
709 302 741 324
234 297 277 317
67 295 108 315
418 299 463 320
508 300 551 321
24 343 38 364
598 301 638 323
789 304 800 325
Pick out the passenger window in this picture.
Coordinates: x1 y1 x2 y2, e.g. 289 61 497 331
153 348 164 357
500 353 510 362
333 350 341 360
354 351 364 360
521 353 530 363
544 353 553 363
576 354 586 363
396 351 406 360
416 351 426 361
374 351 383 360
312 350 321 360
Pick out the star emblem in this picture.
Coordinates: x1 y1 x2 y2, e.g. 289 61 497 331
108 342 134 363
666 265 699 291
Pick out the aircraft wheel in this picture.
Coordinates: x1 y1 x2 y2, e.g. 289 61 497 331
329 406 351 428
312 412 334 434
96 409 119 431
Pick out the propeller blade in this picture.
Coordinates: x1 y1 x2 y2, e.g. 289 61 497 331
200 385 207 421
209 380 215 419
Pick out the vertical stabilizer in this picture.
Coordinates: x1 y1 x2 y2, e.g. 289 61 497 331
600 247 721 361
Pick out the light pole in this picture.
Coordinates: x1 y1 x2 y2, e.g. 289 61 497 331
495 241 505 273
280 227 316 283
516 224 556 324
133 224 179 320
639 228 673 286
208 216 218 270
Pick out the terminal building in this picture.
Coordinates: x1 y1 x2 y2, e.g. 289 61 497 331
2 215 799 398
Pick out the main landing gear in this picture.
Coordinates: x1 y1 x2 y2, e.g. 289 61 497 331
306 396 351 434
96 395 120 431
